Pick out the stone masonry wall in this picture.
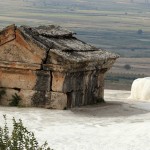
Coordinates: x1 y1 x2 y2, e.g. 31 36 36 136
0 67 105 109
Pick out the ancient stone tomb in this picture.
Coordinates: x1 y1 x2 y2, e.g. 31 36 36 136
0 24 118 109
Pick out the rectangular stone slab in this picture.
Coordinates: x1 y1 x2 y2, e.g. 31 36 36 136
21 90 51 107
49 92 67 109
0 68 36 90
51 72 66 92
52 70 104 93
0 61 41 70
0 88 51 107
20 90 66 109
34 71 51 91
0 68 51 91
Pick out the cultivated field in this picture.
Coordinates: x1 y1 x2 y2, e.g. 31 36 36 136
0 0 149 90
105 57 150 90
111 57 150 75
0 0 150 58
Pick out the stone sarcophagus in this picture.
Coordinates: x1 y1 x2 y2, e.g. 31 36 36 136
0 24 119 109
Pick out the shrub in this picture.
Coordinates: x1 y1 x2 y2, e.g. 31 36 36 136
137 29 143 35
124 64 131 70
0 115 52 150
9 93 21 106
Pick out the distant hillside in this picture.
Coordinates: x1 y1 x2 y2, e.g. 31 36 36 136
105 57 150 90
0 0 150 57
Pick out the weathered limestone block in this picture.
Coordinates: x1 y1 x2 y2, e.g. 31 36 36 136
67 87 104 108
20 90 51 107
0 40 45 64
15 29 47 64
102 59 116 70
19 90 35 107
0 24 15 46
20 91 67 109
0 88 19 106
52 72 66 92
68 71 104 107
46 49 119 72
52 71 87 92
0 88 51 107
48 92 67 109
46 50 62 65
94 73 105 99
63 72 85 92
0 26 47 64
0 68 50 91
51 70 104 107
34 25 74 37
34 71 51 91
31 91 51 107
67 91 84 107
63 70 103 93
0 68 36 90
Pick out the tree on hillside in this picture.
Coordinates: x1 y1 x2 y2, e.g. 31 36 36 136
137 29 143 35
124 64 131 70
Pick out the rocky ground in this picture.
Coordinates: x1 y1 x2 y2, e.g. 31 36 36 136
0 89 150 150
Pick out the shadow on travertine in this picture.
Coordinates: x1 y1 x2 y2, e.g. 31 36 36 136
71 101 149 118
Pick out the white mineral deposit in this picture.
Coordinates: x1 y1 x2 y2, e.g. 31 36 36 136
1 90 150 150
129 77 150 101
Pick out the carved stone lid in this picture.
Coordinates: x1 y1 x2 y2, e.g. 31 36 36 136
19 25 98 51
0 24 119 71
34 25 74 38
